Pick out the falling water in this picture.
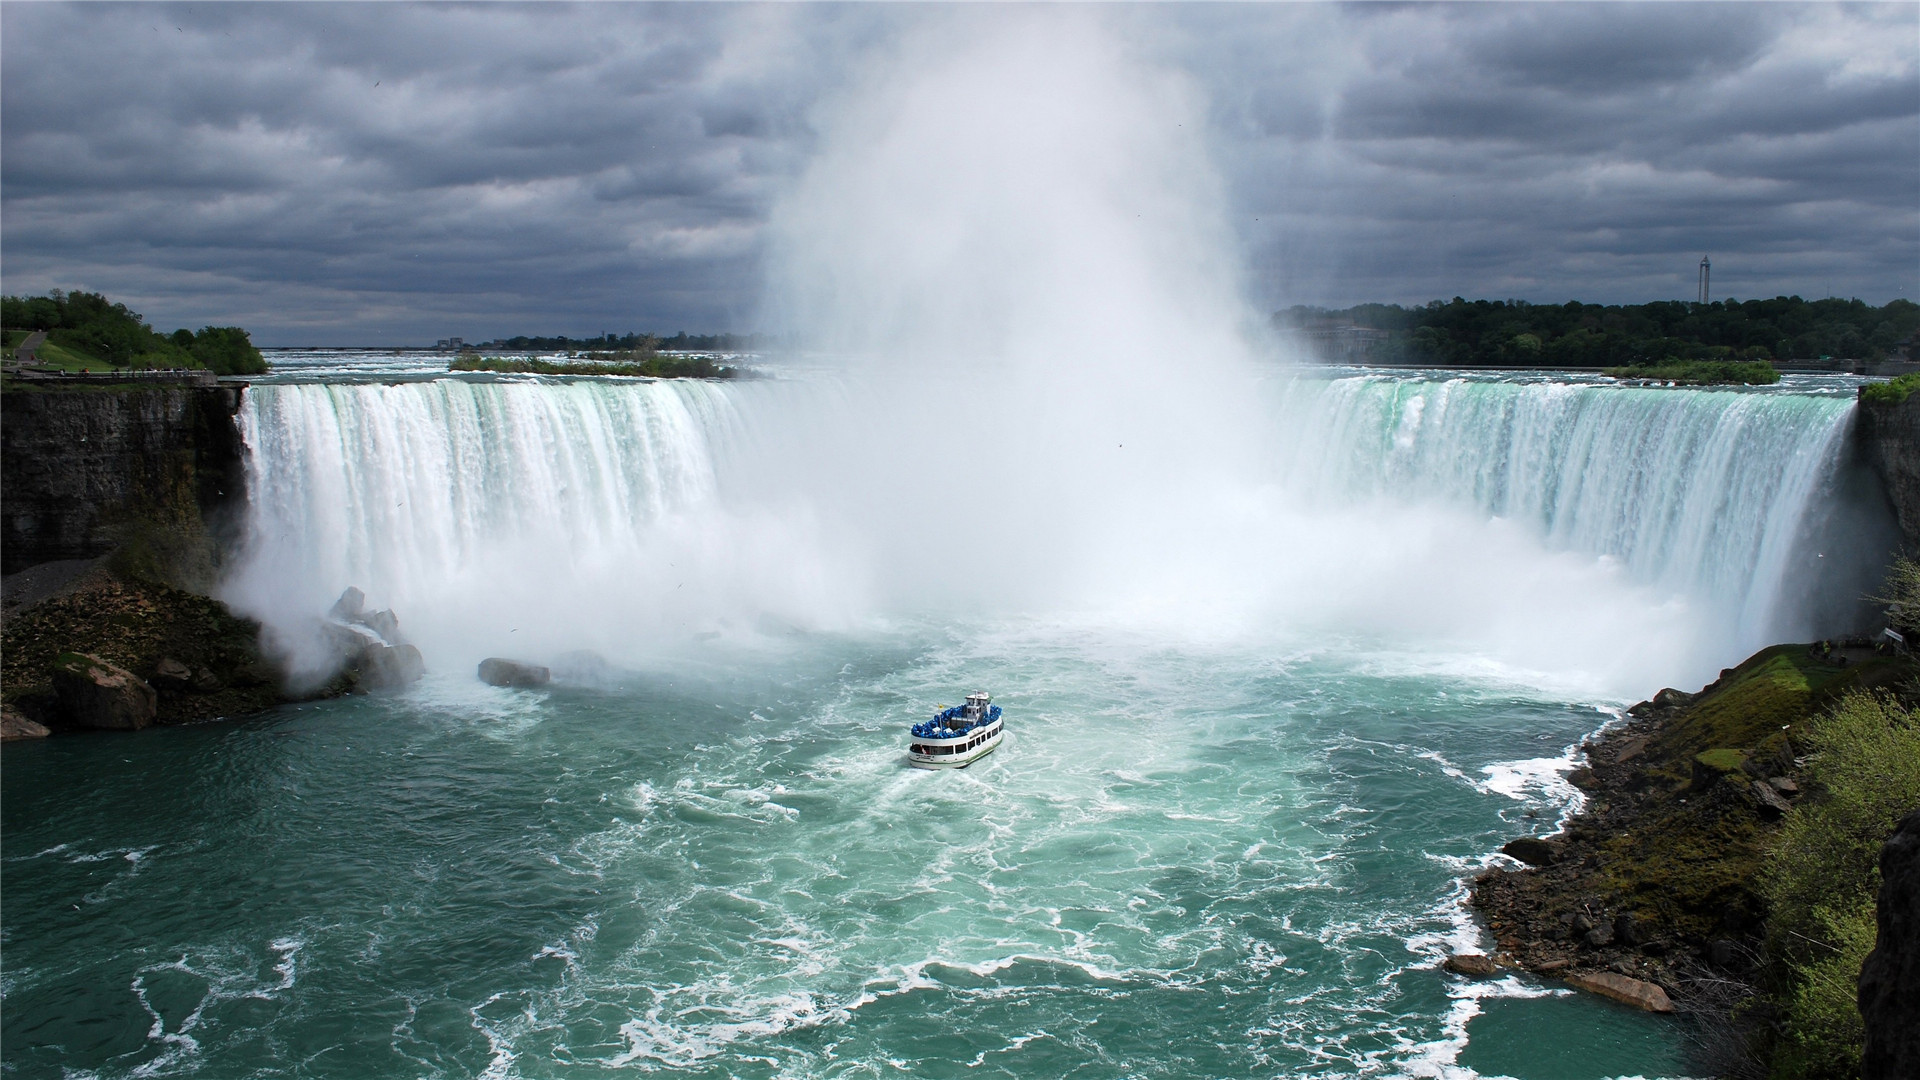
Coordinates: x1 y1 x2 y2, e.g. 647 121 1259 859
9 13 1896 1079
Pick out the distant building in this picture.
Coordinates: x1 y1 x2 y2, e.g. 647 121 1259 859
435 337 465 351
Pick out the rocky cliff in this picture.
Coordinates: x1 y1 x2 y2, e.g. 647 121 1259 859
1857 391 1920 555
0 384 246 579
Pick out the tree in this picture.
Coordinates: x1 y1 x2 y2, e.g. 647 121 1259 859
186 326 268 376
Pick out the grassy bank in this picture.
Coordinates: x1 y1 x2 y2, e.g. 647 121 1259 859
3 290 267 375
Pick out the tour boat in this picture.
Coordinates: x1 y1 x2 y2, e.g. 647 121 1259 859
907 692 1003 769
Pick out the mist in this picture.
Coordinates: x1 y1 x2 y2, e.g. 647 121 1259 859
223 12 1860 700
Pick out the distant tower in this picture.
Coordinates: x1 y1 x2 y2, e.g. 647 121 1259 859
1698 255 1711 305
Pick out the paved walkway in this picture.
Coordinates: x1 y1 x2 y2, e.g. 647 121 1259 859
14 329 47 363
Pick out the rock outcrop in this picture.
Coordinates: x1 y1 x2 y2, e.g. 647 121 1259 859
478 658 551 688
1443 953 1499 977
1859 808 1920 1080
1563 971 1674 1013
50 652 157 730
2 569 289 729
0 385 246 580
297 588 425 693
363 643 425 690
1857 389 1920 554
1469 642 1917 1020
1501 837 1560 866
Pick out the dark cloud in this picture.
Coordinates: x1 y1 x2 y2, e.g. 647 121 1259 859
2 2 1913 344
1189 2 1917 310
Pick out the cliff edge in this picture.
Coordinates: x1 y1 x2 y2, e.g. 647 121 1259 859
0 383 246 581
1857 389 1920 555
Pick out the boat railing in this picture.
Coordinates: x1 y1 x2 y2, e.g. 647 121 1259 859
909 706 1003 740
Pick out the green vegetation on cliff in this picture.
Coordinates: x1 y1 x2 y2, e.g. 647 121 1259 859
1859 372 1920 406
1279 295 1919 367
1762 691 1920 1080
1468 558 1920 1079
2 290 267 375
1585 644 1905 942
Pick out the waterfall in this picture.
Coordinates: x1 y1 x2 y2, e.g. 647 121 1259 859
226 369 1883 694
1266 373 1876 653
223 377 842 670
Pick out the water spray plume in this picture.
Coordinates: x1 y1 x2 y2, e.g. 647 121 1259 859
222 13 1881 699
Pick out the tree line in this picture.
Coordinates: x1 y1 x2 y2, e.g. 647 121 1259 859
478 331 765 352
1278 296 1920 368
2 290 268 376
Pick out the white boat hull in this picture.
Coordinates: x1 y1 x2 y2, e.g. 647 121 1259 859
907 723 1004 769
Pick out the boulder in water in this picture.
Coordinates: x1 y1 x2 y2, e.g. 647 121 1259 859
479 658 550 688
1443 953 1499 977
1502 837 1560 867
1563 971 1673 1012
52 652 156 730
362 643 424 690
329 586 366 622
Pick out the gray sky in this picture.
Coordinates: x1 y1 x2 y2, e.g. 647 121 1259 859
3 2 1914 345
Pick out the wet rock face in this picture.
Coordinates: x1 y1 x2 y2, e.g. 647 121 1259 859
0 387 246 576
51 652 156 730
304 587 424 693
1857 391 1920 554
1860 809 1920 1080
363 644 425 690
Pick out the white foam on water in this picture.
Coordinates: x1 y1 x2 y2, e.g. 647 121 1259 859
202 17 1876 1079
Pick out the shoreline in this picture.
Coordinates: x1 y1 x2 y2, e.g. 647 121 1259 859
1450 638 1916 1050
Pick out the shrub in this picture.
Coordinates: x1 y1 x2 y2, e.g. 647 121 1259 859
1761 690 1920 1079
1859 372 1920 406
186 326 268 375
1772 904 1876 1080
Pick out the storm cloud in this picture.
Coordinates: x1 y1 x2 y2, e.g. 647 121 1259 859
2 2 1913 344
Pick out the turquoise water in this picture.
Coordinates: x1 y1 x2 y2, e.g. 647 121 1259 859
3 623 1689 1079
12 362 1865 1077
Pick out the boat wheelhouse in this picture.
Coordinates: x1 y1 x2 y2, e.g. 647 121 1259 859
907 692 1003 769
